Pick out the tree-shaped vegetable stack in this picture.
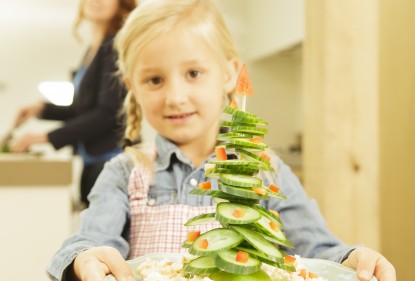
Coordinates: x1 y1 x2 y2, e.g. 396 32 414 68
182 65 297 280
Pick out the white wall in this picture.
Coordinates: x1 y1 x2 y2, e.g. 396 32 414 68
0 0 84 138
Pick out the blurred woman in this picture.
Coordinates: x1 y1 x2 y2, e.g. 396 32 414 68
11 0 137 207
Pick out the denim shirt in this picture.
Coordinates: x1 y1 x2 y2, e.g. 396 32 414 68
46 135 354 280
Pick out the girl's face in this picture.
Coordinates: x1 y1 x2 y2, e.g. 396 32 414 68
129 27 236 147
82 0 119 24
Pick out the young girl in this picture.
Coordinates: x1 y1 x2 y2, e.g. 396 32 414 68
46 0 396 281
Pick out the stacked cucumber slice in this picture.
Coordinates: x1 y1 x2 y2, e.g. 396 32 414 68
183 106 295 278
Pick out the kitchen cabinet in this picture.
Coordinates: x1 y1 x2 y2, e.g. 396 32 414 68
0 154 73 280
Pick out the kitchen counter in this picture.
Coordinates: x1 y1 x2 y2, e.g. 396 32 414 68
0 153 74 280
0 153 72 185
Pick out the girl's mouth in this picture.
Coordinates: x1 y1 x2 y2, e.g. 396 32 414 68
165 112 196 123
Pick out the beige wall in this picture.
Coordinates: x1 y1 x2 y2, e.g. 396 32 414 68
379 0 415 280
303 0 380 249
304 0 415 279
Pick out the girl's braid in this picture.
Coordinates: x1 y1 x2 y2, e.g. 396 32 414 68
124 90 142 142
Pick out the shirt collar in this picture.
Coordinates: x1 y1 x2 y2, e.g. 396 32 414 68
154 134 239 172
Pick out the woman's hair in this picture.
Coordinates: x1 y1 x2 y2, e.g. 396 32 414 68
115 0 239 150
72 0 137 41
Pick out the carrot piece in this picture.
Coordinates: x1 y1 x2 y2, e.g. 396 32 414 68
187 231 201 242
232 208 246 218
197 239 208 249
269 184 280 193
235 251 249 263
235 64 254 96
269 221 280 232
252 187 266 195
308 272 318 278
215 146 227 161
249 137 263 143
198 181 212 190
260 153 271 162
229 99 238 108
269 209 280 218
284 255 296 266
299 269 307 279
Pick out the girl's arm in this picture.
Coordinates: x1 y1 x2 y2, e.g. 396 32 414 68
46 154 132 281
264 157 354 262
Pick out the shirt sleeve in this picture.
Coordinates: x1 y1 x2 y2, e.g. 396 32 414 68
264 156 356 263
45 154 132 281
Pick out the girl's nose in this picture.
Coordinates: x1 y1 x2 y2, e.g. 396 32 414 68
165 79 188 107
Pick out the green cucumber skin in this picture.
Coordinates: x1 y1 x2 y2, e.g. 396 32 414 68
234 246 282 265
184 213 217 226
184 255 220 275
215 202 261 225
235 148 271 167
251 205 283 226
230 138 268 150
189 228 244 256
218 183 269 200
189 188 260 205
182 240 193 248
205 167 259 177
215 250 262 275
209 269 272 281
220 174 262 188
253 216 294 248
229 225 283 261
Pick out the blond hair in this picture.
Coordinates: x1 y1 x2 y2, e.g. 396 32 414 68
72 0 137 42
115 0 238 164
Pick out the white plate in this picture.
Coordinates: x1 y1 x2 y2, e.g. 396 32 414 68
105 253 377 281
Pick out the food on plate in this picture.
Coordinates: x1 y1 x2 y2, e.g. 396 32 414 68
135 254 326 281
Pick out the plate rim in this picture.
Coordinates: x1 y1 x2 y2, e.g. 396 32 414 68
106 253 377 281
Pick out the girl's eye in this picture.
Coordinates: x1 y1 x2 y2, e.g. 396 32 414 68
188 70 201 79
148 76 162 85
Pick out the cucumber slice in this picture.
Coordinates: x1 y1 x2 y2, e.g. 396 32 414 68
232 127 268 135
252 216 293 248
234 247 295 272
215 249 261 275
216 132 253 141
234 246 280 266
220 121 256 128
184 255 219 274
205 167 259 177
218 183 269 200
189 188 259 204
185 213 216 226
220 174 262 188
182 239 193 248
229 138 268 150
251 205 283 227
215 202 261 225
209 159 258 167
229 225 283 261
224 106 256 118
189 228 244 256
232 116 269 126
235 148 271 167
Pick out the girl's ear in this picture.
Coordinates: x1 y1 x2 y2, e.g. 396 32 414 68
224 59 240 93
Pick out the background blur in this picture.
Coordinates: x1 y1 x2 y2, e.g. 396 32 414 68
0 0 414 280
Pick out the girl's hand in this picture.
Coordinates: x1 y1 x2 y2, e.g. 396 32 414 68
9 133 48 152
73 246 134 281
342 247 396 281
13 102 45 127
